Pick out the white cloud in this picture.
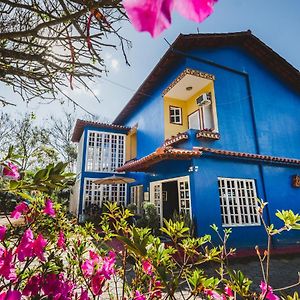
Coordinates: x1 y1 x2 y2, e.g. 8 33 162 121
110 59 120 72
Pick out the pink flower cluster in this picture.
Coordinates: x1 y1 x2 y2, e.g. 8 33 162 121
23 273 75 299
260 281 279 300
135 260 162 299
0 248 16 281
123 0 217 37
0 290 21 300
16 228 47 261
43 199 56 217
81 250 116 295
11 202 29 219
2 162 20 180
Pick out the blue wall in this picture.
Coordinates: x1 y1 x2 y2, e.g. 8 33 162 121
116 44 300 249
189 157 267 248
78 126 129 214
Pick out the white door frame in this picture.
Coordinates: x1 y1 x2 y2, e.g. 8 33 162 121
150 175 192 226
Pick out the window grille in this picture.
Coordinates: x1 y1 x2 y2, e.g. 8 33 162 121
86 131 125 172
83 179 126 210
169 106 182 124
218 177 260 226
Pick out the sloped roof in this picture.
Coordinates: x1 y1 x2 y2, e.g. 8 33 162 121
114 31 300 125
195 147 300 166
116 147 201 172
71 119 131 142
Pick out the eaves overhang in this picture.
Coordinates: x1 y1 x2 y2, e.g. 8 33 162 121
116 147 202 172
71 119 131 142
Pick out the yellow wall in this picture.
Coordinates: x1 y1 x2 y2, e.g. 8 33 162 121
163 82 217 139
126 127 137 161
164 97 188 139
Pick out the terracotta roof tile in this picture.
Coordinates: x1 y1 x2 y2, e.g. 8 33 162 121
71 119 131 142
162 132 189 147
117 147 201 172
195 147 300 166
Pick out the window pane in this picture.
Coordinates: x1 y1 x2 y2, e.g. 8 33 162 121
218 178 260 227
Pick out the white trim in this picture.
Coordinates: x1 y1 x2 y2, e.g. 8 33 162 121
150 176 192 226
85 130 126 173
169 106 182 124
82 177 127 211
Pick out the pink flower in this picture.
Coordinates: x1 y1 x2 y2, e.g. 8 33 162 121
135 290 146 300
101 251 116 279
0 290 21 300
174 0 216 23
0 226 6 241
11 201 29 219
260 281 279 300
204 289 223 300
43 199 56 217
3 162 20 180
82 259 94 277
57 230 66 250
33 234 47 261
42 273 75 299
23 274 42 297
0 249 17 281
79 289 90 300
123 0 217 37
90 272 106 295
16 228 34 261
224 286 233 297
151 280 162 298
142 259 153 276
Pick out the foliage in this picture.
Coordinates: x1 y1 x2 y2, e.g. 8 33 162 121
136 202 160 233
1 150 300 299
171 210 196 237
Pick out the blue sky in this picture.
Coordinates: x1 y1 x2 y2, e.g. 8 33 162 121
2 0 300 122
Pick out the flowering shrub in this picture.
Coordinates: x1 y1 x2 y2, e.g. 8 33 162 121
0 151 300 299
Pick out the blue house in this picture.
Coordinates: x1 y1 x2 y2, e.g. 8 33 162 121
70 31 300 249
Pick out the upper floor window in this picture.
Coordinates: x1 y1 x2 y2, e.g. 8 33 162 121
86 131 125 172
169 106 182 125
218 177 260 227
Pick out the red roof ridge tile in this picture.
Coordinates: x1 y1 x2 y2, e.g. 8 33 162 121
194 147 300 166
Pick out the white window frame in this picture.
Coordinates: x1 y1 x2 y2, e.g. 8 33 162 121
83 178 127 210
218 177 260 227
198 92 219 132
130 185 143 214
150 176 192 226
169 106 182 125
85 130 126 173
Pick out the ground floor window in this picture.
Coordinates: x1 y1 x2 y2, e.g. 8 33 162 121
218 177 260 227
83 179 126 211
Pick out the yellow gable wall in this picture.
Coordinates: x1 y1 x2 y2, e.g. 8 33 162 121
163 81 216 139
